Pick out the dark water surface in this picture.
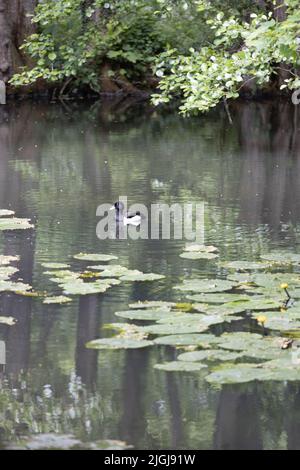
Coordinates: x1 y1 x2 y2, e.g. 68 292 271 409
1 99 300 450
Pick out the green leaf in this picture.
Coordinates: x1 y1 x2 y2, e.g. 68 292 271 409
86 338 153 350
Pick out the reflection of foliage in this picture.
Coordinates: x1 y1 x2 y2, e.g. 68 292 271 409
0 373 101 445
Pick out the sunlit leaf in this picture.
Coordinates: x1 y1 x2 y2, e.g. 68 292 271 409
73 253 118 262
154 361 208 371
0 217 34 230
86 337 153 349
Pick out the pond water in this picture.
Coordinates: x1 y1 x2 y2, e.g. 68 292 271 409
0 98 300 450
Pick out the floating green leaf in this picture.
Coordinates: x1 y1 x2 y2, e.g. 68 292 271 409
222 260 272 271
252 310 300 331
0 209 15 217
206 364 268 384
45 270 80 281
178 349 242 362
120 272 165 282
180 252 218 260
0 280 32 293
115 309 171 321
184 244 218 253
0 217 34 231
261 252 300 265
62 279 120 296
206 359 300 385
154 361 208 371
41 263 70 269
213 332 282 360
86 337 153 349
175 279 235 293
141 315 224 335
186 293 251 304
153 333 216 347
0 266 19 280
74 253 118 262
97 265 131 277
128 301 175 310
43 296 72 304
0 316 16 326
0 255 19 266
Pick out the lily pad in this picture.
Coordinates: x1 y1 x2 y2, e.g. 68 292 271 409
184 244 218 253
0 209 15 217
0 280 32 293
128 301 175 310
229 272 300 291
180 252 218 260
45 270 80 281
213 332 282 360
86 337 153 349
222 260 272 271
43 296 72 305
141 315 224 335
74 253 118 262
154 361 208 371
178 349 242 362
41 263 70 269
206 359 300 384
156 313 224 326
0 217 34 231
214 298 280 314
102 322 148 340
261 252 300 265
0 316 16 326
0 266 19 280
99 267 151 279
251 311 300 332
115 309 171 321
186 293 251 304
120 272 165 282
174 279 235 293
87 264 113 270
62 279 120 296
206 364 268 384
0 255 19 266
153 333 216 347
97 265 131 277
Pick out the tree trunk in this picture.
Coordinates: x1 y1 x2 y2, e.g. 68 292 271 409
272 0 287 22
0 0 37 83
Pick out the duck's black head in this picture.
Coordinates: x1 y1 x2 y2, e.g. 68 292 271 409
113 201 125 212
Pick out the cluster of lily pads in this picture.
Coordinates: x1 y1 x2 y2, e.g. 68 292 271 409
0 209 34 230
0 209 165 324
3 207 300 387
42 252 165 300
87 246 300 385
0 251 165 316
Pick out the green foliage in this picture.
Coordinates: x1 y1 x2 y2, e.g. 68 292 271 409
10 0 209 91
153 1 300 114
10 0 300 114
